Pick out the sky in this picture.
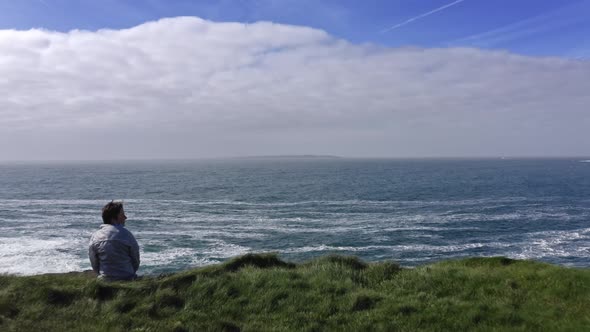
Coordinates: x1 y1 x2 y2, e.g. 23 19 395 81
0 0 589 160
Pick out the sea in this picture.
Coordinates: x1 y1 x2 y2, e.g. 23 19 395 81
1 158 589 275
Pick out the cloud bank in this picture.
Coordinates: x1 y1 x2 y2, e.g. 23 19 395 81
0 17 588 160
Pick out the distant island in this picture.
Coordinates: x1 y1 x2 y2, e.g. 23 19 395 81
235 155 342 159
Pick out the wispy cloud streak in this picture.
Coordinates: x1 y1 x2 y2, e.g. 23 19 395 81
381 0 466 33
448 0 590 48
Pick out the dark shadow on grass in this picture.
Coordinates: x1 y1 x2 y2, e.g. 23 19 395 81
463 257 517 267
45 288 77 306
397 304 418 316
317 255 368 270
113 298 136 313
351 293 381 312
85 283 119 301
222 253 295 272
217 320 241 332
160 274 197 291
158 294 185 309
0 298 19 318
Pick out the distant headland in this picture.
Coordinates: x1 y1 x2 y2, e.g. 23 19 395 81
235 155 342 159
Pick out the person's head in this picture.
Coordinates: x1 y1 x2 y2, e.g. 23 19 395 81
102 201 127 225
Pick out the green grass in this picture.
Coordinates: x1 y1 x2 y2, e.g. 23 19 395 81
1 254 589 331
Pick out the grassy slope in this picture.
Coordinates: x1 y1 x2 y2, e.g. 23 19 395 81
1 254 589 331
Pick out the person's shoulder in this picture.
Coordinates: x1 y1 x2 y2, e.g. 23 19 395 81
93 225 136 244
113 225 137 240
91 224 112 238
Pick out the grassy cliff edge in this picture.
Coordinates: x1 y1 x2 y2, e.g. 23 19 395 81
1 254 589 331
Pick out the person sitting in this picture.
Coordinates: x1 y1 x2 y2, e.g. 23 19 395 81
89 201 140 281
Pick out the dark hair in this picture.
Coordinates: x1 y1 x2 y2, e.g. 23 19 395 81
102 201 124 224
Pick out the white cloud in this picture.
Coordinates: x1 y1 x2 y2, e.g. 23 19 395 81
0 17 588 160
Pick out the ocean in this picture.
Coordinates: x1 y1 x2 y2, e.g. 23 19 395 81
0 158 589 275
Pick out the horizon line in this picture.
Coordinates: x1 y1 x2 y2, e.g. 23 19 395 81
1 155 590 163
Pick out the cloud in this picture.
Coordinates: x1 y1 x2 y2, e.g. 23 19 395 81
0 17 589 160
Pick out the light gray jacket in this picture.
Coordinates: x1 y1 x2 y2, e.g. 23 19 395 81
89 224 140 281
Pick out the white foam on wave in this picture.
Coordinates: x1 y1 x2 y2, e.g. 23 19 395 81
140 248 217 267
378 226 478 232
2 194 589 274
3 226 588 275
141 248 196 263
280 242 506 254
0 235 253 275
405 233 443 239
0 236 87 275
136 239 250 270
262 225 360 234
0 199 105 207
202 240 251 258
281 244 371 253
446 212 578 222
509 228 590 260
137 229 266 240
393 208 586 225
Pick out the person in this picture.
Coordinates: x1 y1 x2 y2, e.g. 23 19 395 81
89 201 140 281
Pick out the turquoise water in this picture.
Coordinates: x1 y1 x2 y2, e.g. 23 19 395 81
1 158 589 275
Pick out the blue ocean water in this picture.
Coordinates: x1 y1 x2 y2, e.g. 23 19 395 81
0 158 589 275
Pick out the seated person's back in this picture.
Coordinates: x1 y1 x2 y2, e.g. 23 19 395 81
89 201 140 281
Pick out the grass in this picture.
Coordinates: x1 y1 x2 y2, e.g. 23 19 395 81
1 254 589 331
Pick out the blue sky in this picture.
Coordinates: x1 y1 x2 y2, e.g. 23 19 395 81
1 0 590 58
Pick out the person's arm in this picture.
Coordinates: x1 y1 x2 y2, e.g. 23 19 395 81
129 236 140 273
88 243 100 274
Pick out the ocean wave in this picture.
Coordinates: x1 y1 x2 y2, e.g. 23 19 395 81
137 229 266 240
1 216 589 275
140 248 217 267
0 199 106 206
201 241 251 258
1 231 588 275
0 236 83 256
493 228 590 261
279 242 510 254
0 196 556 209
0 236 87 275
